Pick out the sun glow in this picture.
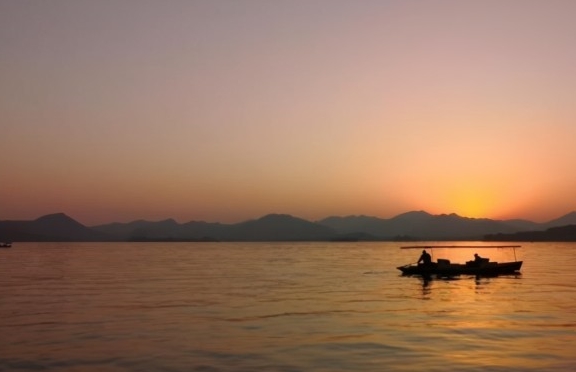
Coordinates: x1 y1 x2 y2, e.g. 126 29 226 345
451 190 492 218
443 183 503 219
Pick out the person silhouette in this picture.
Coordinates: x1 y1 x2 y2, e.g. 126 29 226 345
417 250 432 266
474 253 488 266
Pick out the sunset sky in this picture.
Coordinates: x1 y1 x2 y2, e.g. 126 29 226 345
2 1 576 225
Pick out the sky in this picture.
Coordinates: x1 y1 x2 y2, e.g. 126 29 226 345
1 0 576 225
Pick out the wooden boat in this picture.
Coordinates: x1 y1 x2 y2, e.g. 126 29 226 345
397 245 522 277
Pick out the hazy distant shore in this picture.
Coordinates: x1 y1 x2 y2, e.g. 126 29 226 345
2 211 576 243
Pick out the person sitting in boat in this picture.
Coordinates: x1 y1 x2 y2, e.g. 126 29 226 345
474 253 488 266
417 250 432 266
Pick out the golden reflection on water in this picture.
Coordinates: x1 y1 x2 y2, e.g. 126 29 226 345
396 244 576 371
1 242 575 371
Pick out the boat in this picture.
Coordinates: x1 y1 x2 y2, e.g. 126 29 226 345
397 245 522 277
0 242 12 248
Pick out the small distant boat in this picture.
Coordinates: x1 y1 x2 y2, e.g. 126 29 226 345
0 242 12 248
397 245 522 277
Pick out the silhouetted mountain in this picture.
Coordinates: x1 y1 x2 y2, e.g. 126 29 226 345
94 218 228 241
95 220 181 240
0 213 109 241
129 218 180 239
94 214 333 241
390 210 433 222
4 210 576 242
543 212 576 229
500 218 540 231
318 211 520 240
485 224 576 242
179 220 229 240
407 213 524 239
318 215 392 236
226 214 335 241
91 219 156 239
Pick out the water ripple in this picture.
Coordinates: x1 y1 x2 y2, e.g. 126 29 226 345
1 242 575 372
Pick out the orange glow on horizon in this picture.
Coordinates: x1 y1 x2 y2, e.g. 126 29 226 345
442 183 506 219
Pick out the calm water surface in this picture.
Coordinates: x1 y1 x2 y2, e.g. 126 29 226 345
1 242 575 371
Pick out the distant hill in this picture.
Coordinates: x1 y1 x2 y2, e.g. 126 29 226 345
318 211 526 240
542 212 576 229
98 209 565 242
3 210 576 242
485 224 576 242
94 213 334 241
227 214 335 241
0 213 109 241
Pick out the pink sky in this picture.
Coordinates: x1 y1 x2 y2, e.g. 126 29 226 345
1 1 576 225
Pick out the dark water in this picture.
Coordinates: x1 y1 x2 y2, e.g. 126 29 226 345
1 242 575 371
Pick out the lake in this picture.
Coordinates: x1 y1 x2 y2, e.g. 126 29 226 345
1 242 575 371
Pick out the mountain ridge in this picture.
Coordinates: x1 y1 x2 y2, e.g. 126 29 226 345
0 212 108 241
2 210 576 242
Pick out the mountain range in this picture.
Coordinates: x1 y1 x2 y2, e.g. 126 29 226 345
2 210 576 242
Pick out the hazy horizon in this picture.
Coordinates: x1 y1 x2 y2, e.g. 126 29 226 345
4 208 575 227
2 1 576 225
